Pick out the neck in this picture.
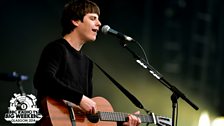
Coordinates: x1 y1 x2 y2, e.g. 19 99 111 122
63 33 85 51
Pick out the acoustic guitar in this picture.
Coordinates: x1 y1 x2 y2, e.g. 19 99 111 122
38 96 171 126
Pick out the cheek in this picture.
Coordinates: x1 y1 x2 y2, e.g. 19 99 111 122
79 26 91 36
83 25 92 33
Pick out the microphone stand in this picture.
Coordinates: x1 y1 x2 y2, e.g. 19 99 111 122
121 42 199 126
16 80 26 96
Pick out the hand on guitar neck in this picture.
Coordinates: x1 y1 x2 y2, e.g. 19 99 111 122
122 111 141 126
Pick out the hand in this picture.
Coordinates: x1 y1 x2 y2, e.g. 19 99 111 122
122 111 141 126
79 95 97 114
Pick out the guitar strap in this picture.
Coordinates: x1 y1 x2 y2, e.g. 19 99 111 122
93 62 147 111
66 102 76 126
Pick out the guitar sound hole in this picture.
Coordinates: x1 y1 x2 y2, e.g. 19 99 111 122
86 114 99 123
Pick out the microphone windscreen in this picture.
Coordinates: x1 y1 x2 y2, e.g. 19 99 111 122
101 25 110 34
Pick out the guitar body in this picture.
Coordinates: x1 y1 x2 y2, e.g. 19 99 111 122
39 96 117 126
38 96 172 126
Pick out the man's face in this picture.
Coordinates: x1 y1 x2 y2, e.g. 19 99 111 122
76 13 101 42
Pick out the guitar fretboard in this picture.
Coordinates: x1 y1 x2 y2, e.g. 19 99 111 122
98 112 155 123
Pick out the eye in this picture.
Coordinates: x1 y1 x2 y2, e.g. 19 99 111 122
90 16 97 21
90 17 95 21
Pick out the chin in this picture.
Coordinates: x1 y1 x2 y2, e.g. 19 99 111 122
87 39 95 43
86 35 97 42
90 37 97 41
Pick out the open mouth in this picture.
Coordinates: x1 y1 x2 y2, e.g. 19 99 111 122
92 29 98 33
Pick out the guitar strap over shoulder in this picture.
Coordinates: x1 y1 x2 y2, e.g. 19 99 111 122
93 61 148 111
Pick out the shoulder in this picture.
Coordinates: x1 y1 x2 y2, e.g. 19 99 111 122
45 38 67 49
39 38 68 58
42 38 68 53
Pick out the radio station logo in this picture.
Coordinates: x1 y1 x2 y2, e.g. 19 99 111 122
4 93 42 124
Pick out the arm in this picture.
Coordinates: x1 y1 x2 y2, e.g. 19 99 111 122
34 41 97 114
33 42 83 104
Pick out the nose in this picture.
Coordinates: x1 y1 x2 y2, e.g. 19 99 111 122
97 19 101 27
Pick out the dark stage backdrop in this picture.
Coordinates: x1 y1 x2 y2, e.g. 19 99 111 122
0 0 224 126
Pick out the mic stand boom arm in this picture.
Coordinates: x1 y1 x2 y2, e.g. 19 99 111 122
122 43 199 126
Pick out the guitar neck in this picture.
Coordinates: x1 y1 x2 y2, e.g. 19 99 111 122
98 111 156 123
41 96 172 126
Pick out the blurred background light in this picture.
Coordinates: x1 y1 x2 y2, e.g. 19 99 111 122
212 117 224 126
198 111 210 126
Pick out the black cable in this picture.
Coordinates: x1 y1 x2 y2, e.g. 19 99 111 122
175 101 178 126
134 41 149 64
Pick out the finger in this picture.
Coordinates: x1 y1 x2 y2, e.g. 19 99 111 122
129 115 137 126
92 106 96 114
137 117 141 126
132 114 141 126
134 111 140 114
86 106 94 114
94 106 97 114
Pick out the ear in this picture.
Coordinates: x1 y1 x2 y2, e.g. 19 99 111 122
71 20 80 27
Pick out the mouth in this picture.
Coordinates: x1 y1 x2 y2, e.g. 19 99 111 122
92 29 98 33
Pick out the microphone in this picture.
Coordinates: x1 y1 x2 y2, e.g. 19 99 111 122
0 72 28 81
101 25 136 43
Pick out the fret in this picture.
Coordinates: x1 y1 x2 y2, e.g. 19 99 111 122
135 113 154 123
98 111 154 123
99 112 127 122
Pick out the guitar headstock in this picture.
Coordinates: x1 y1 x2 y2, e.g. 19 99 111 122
155 115 172 126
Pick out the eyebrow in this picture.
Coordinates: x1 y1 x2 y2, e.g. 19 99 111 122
88 14 99 19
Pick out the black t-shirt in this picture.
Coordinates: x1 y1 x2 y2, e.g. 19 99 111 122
33 38 93 105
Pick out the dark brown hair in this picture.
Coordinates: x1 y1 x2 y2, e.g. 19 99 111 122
61 0 100 36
